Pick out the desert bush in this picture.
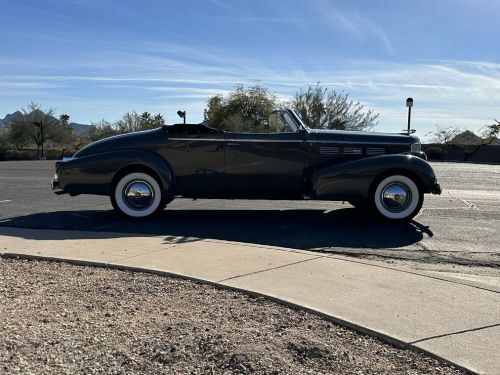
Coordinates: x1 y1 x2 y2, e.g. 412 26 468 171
0 148 74 161
424 146 446 160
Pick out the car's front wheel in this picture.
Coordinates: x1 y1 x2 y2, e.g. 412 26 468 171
372 174 423 221
111 172 164 219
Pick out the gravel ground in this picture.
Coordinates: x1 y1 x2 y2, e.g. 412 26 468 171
0 258 464 375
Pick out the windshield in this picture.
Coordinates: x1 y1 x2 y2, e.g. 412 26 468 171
280 112 299 132
289 109 309 130
268 112 299 133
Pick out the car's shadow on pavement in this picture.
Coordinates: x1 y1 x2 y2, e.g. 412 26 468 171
0 207 432 250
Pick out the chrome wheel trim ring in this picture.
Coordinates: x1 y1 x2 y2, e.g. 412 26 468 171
374 175 420 220
114 172 162 218
380 182 411 212
123 180 155 210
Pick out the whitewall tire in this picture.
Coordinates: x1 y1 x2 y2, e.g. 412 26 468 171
112 172 163 218
373 175 423 221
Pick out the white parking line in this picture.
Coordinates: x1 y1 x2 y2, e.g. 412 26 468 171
0 200 12 203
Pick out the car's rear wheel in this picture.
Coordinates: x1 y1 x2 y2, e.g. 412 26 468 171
372 174 423 221
111 172 164 219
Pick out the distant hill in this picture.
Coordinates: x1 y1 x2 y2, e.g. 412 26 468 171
450 130 483 145
449 130 499 145
69 122 91 134
0 111 91 134
0 111 23 128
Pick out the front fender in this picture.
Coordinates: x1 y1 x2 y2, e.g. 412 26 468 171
311 154 438 200
57 149 175 196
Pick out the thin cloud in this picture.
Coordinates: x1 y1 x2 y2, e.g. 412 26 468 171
313 0 394 54
1 57 499 136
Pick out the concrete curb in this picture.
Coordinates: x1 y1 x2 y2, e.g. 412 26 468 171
1 252 477 375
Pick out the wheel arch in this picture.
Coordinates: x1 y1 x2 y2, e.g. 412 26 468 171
311 154 437 200
58 149 176 197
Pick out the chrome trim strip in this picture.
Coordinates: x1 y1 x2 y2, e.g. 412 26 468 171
309 140 410 146
168 138 223 141
167 137 411 146
168 137 304 143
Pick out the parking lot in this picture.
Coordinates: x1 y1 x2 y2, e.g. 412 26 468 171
1 160 499 289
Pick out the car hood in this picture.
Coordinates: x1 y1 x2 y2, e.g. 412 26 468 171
75 128 164 157
308 128 419 145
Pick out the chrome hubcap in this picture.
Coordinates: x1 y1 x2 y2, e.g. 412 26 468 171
381 182 411 212
123 180 154 210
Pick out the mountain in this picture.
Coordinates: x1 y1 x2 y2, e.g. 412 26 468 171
69 122 91 134
450 130 484 145
0 110 91 134
450 130 500 145
0 111 22 130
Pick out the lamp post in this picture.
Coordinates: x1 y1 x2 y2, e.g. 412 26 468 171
406 97 413 135
33 121 44 159
177 110 186 125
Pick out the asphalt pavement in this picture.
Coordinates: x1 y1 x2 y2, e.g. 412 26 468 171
0 160 499 289
1 160 499 373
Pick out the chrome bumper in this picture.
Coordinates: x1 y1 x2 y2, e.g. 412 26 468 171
51 178 66 195
431 183 442 195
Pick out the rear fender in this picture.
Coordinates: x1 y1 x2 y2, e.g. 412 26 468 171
311 154 437 200
58 149 175 196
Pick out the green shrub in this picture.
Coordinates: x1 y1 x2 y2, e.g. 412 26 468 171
425 146 446 160
0 149 74 161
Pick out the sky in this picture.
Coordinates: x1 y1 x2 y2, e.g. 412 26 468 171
1 0 499 139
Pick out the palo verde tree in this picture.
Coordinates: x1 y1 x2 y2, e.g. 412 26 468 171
87 111 166 142
139 112 165 129
115 111 165 134
290 83 379 131
204 84 280 132
426 125 462 144
463 119 500 161
426 120 500 161
482 119 500 144
88 120 119 142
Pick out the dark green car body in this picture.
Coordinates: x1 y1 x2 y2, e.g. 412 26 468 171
53 110 441 204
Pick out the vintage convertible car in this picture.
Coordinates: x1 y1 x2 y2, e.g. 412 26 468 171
52 109 441 221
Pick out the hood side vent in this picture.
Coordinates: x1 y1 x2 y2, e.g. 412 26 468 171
319 146 340 155
343 147 363 155
366 147 386 156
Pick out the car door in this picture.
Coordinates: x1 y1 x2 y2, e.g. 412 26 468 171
224 112 307 197
160 125 225 197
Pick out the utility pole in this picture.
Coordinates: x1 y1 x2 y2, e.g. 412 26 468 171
33 121 44 159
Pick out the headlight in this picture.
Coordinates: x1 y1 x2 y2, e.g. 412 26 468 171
411 142 421 152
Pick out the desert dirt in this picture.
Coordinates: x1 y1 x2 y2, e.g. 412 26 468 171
0 258 464 374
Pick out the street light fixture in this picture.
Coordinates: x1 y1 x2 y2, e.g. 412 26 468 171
33 121 44 159
177 110 186 125
405 97 414 135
